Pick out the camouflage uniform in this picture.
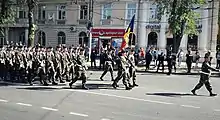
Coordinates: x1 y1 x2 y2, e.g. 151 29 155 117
69 49 88 90
127 51 138 87
100 50 114 81
191 57 219 96
112 52 132 90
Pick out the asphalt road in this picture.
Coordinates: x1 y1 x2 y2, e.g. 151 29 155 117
0 71 220 120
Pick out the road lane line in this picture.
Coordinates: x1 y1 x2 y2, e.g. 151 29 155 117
41 107 58 111
214 109 220 112
69 112 88 117
16 103 32 107
101 118 111 120
181 105 200 109
64 89 174 105
0 99 8 102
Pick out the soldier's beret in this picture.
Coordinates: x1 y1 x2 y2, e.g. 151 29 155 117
56 46 61 48
80 48 84 51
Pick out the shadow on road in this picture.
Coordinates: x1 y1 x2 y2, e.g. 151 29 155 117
146 92 205 97
16 87 61 91
15 83 124 91
62 83 124 90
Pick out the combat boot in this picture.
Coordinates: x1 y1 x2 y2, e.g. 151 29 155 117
209 91 217 96
191 89 197 95
112 83 117 89
82 84 89 90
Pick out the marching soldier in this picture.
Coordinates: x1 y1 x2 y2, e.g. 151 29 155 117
100 49 114 81
61 47 71 82
0 46 6 80
46 47 58 85
54 46 65 83
26 47 34 85
69 48 89 90
112 50 132 90
127 49 138 87
191 56 219 96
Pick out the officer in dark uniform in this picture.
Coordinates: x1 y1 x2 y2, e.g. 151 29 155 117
112 50 132 90
69 48 89 90
166 49 172 75
100 49 114 81
191 56 219 96
156 51 165 73
186 50 193 73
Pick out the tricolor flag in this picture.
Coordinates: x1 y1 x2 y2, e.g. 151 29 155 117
120 14 135 51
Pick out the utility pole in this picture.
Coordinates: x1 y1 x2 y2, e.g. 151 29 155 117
88 0 94 61
210 0 214 51
136 0 141 47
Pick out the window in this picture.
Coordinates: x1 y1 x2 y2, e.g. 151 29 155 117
57 31 66 45
57 5 66 20
149 4 158 22
19 32 25 45
126 3 136 25
188 35 198 51
79 5 88 20
38 31 46 46
38 5 46 20
18 8 27 19
102 4 112 19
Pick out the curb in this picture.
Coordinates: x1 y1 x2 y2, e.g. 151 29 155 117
136 70 220 77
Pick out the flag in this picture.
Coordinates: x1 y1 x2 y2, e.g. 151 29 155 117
120 14 135 51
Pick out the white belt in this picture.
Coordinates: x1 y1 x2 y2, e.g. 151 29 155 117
199 71 211 76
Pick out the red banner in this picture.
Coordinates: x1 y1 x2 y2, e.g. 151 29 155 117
91 28 125 37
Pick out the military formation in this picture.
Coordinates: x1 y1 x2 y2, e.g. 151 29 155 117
0 44 138 90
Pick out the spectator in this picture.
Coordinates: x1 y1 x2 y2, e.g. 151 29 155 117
90 50 96 69
145 50 152 71
216 49 220 69
195 50 200 69
177 49 184 67
186 50 193 73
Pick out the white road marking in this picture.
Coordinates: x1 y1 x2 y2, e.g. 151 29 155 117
64 89 174 105
214 109 220 112
41 107 58 111
16 103 32 107
101 118 111 120
69 112 88 117
181 105 200 109
0 99 8 102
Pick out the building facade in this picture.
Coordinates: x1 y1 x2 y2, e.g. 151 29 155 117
1 0 219 57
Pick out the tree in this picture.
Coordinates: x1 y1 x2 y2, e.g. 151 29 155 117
0 0 16 38
157 0 206 53
19 0 38 47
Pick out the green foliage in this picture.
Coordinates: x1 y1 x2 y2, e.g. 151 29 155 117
157 0 206 36
0 0 17 36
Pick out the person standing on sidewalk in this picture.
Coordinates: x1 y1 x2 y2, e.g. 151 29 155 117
177 49 184 67
191 56 219 96
90 50 96 69
156 50 165 73
215 49 220 69
186 50 193 73
195 50 200 69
